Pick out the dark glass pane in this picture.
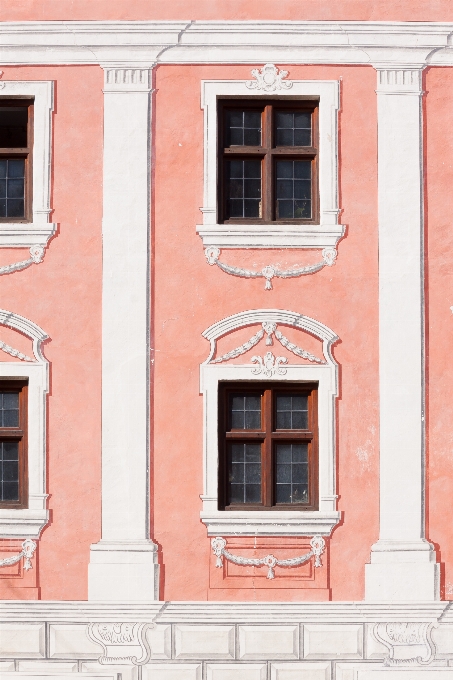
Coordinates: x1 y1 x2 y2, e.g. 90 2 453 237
245 484 261 503
9 159 25 178
230 393 261 430
226 110 261 147
276 394 308 429
0 392 19 427
7 199 25 218
3 442 18 460
276 161 311 219
275 443 309 504
275 110 311 147
231 442 245 462
0 159 25 218
7 178 24 198
227 160 261 219
2 482 19 501
0 107 28 148
228 443 261 504
276 484 291 503
2 460 18 481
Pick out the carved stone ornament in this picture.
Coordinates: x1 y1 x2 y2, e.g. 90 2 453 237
246 64 293 92
373 622 436 666
204 246 336 290
87 622 152 665
0 539 36 571
0 245 45 277
210 321 324 365
212 535 325 579
251 351 287 377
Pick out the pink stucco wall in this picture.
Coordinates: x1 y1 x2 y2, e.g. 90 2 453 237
0 66 103 600
0 1 452 602
152 64 379 601
2 0 453 22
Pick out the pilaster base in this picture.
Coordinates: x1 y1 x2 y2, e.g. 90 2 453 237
365 540 440 601
88 540 159 601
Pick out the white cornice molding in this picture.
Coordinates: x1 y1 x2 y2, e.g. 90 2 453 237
0 21 453 66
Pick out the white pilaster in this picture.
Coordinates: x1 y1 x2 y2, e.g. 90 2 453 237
88 66 159 601
365 67 439 601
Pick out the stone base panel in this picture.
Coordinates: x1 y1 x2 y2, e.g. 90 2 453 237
0 602 453 677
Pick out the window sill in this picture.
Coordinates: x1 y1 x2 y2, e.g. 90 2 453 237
196 222 345 248
200 510 341 537
0 507 49 538
0 222 57 247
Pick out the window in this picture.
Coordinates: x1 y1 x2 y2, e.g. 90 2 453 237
219 102 318 224
0 381 27 509
200 308 340 536
219 383 318 511
0 100 33 222
197 77 341 248
0 309 49 538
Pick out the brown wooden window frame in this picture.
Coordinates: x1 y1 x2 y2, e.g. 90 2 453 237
0 98 34 223
0 380 28 510
218 99 319 225
218 382 318 511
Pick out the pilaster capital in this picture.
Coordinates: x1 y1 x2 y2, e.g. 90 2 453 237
102 65 155 93
374 65 424 95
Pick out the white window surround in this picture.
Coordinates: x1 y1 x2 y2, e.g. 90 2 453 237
0 309 49 538
197 75 343 249
199 309 341 537
0 80 56 247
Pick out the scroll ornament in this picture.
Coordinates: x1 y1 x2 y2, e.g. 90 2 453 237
87 622 151 665
211 321 324 366
246 63 293 92
205 247 337 290
0 539 36 571
373 622 435 666
212 536 325 579
0 245 45 276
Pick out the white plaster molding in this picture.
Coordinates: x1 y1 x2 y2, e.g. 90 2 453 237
245 63 292 92
365 65 439 601
204 247 336 289
200 309 340 537
87 623 151 665
0 81 56 248
0 245 46 277
1 21 453 66
88 66 159 602
373 622 436 666
0 309 49 538
211 535 325 579
197 76 342 249
0 539 36 570
250 352 287 377
0 340 32 362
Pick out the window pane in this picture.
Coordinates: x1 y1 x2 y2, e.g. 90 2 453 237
226 110 261 146
275 443 309 504
226 160 261 219
228 443 261 504
276 160 311 219
276 394 308 429
0 159 25 218
0 107 28 148
230 393 261 429
275 111 311 147
0 392 19 427
0 441 19 501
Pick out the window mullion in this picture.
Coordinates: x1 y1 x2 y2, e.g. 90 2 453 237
262 105 273 222
262 388 273 506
